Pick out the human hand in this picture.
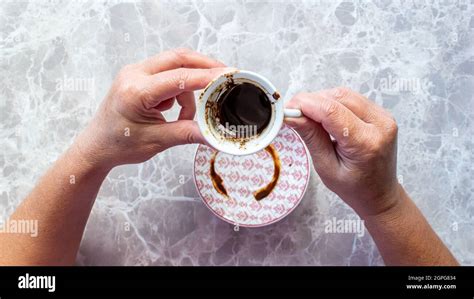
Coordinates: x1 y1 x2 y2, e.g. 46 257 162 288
74 48 234 170
285 88 400 218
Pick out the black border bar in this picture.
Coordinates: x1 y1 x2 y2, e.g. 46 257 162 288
0 266 472 298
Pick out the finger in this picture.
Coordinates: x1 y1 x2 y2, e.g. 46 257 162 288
319 87 390 124
140 48 226 74
284 116 339 170
148 120 205 147
155 97 176 111
143 67 236 108
176 91 196 120
286 92 368 147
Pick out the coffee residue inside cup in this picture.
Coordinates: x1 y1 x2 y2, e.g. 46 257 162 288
217 82 272 136
205 75 275 148
209 145 281 201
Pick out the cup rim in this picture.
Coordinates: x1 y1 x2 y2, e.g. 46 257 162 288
197 70 284 156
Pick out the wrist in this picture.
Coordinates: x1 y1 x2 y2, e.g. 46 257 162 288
70 130 115 175
361 184 408 223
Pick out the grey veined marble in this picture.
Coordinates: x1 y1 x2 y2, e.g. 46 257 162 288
1 0 473 266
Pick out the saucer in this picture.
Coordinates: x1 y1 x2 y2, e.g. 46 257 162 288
193 125 310 227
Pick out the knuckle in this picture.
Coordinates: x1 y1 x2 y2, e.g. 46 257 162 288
293 92 307 99
140 86 156 107
117 81 143 100
117 64 136 77
366 129 393 158
171 47 192 60
177 125 195 144
116 65 141 93
168 68 189 89
386 116 398 136
358 118 398 159
354 127 382 157
331 86 353 100
292 92 310 102
370 139 384 156
186 131 196 144
323 101 339 119
376 114 399 142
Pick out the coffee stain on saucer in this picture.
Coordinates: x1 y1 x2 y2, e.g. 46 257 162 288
209 145 281 201
253 145 281 201
210 151 228 198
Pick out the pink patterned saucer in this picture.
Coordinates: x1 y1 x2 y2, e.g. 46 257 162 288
193 125 310 227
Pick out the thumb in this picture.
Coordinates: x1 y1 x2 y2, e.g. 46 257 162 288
153 120 206 147
284 108 339 171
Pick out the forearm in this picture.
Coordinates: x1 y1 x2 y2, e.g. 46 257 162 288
0 141 110 265
363 185 459 266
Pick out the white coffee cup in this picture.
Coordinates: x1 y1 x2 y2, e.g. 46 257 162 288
197 70 302 155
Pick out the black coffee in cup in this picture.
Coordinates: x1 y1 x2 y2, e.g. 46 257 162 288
216 82 272 139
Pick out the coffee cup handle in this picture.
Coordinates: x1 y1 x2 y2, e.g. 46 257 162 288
283 108 302 118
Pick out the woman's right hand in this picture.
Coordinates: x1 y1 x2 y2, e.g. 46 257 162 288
285 87 401 218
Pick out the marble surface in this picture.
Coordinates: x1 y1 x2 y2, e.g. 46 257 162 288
0 0 473 266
